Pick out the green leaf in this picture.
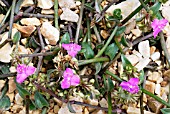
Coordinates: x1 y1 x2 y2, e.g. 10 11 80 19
81 42 94 59
13 31 21 44
107 92 112 114
15 0 24 14
29 37 38 48
95 62 102 75
16 83 31 99
121 54 133 69
0 64 10 74
107 77 114 91
113 9 122 20
161 108 170 114
159 0 168 3
34 91 49 109
121 36 130 47
67 102 76 113
115 26 126 36
0 95 11 110
60 32 70 44
139 70 144 84
150 2 161 16
105 43 118 60
29 99 37 110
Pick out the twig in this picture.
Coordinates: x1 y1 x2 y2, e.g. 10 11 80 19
8 0 17 39
27 47 40 65
86 15 91 44
0 39 12 49
21 12 54 19
25 95 30 114
75 0 85 43
35 56 43 75
20 51 57 57
33 81 121 113
95 26 118 58
37 26 45 49
0 6 11 28
54 0 59 30
1 0 10 7
0 73 16 79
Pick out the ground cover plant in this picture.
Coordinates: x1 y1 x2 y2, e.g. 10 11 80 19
0 0 170 114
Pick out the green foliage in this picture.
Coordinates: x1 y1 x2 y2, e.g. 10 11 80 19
28 37 38 48
104 43 118 60
150 2 161 16
95 62 102 75
29 99 37 110
60 32 70 44
0 95 11 110
121 36 130 47
121 54 133 70
0 64 10 74
113 9 123 20
16 83 31 99
107 77 114 91
13 31 21 44
115 26 126 36
34 91 49 109
159 0 168 3
81 42 94 59
161 108 170 114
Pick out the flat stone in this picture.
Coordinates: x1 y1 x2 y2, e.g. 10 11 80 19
21 0 34 7
127 107 154 114
41 9 54 14
151 52 160 61
0 43 13 63
138 40 150 58
144 80 155 94
6 92 14 102
85 98 98 112
0 80 5 91
148 72 161 82
40 22 59 45
54 105 59 113
15 93 23 105
60 8 79 22
125 54 139 65
131 29 142 37
135 57 150 71
125 20 136 34
8 78 16 93
20 18 41 26
100 30 109 39
155 84 161 96
162 6 170 22
58 0 76 9
13 23 36 37
148 97 163 114
99 98 108 108
150 46 156 55
156 77 163 84
37 0 54 9
163 69 170 78
92 110 106 114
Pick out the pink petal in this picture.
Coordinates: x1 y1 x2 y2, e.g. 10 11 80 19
151 19 159 29
153 28 161 38
61 79 70 89
74 44 81 51
120 81 130 91
63 68 74 78
26 66 36 76
70 75 80 86
16 73 28 84
68 51 78 58
62 44 70 50
128 78 139 85
129 85 139 94
17 64 27 74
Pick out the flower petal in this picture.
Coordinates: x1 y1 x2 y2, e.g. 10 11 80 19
63 68 74 78
26 66 36 76
16 73 28 84
128 78 139 85
70 75 80 86
62 44 70 50
17 64 27 74
61 79 70 89
129 85 139 94
120 81 130 91
151 19 159 29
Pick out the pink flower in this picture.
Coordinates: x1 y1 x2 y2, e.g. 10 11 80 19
62 43 81 57
16 64 36 84
120 78 139 94
61 68 80 89
151 18 168 38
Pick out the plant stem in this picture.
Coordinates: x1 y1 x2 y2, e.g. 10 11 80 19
95 26 118 58
8 0 17 39
121 0 150 25
142 89 170 107
139 0 149 12
107 91 112 114
0 39 12 49
78 57 109 66
105 70 123 82
0 73 16 79
0 82 8 99
75 0 85 43
0 6 11 28
25 95 30 114
93 25 101 43
87 16 91 45
54 0 59 30
21 12 54 19
114 38 124 54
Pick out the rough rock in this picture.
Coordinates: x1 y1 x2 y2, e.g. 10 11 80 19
60 8 79 22
131 29 142 37
125 20 136 34
13 23 36 37
100 30 109 39
92 110 106 114
0 43 13 63
148 72 161 82
127 107 154 114
40 22 59 45
6 92 14 102
125 54 139 65
37 0 54 9
0 14 4 23
99 98 108 108
15 93 23 105
155 84 161 96
20 18 41 26
162 6 170 22
150 46 156 55
58 103 82 114
138 40 150 58
58 0 76 9
148 97 163 114
144 80 155 94
135 57 150 71
41 9 54 14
